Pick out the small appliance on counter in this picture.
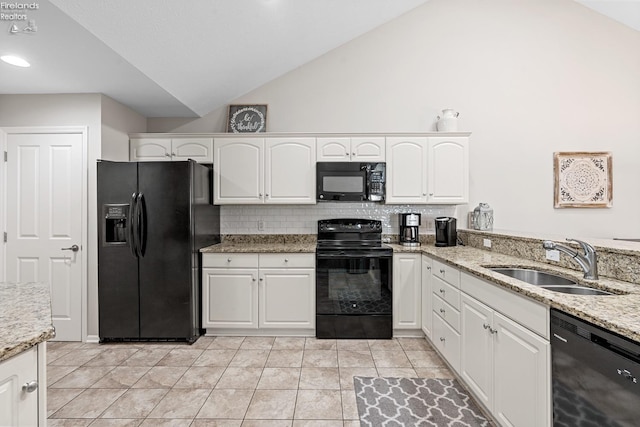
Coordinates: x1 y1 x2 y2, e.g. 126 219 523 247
435 217 457 247
399 213 421 247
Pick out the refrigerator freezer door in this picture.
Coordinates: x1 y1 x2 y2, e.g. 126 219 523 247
97 161 141 339
137 162 195 340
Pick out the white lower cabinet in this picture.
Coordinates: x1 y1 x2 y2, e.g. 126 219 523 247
420 255 432 338
0 344 46 426
460 272 551 427
392 253 422 332
202 253 315 334
430 260 461 373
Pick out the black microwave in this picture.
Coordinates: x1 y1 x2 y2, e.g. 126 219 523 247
316 162 386 202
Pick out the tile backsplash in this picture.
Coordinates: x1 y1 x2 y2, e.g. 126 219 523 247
221 203 456 234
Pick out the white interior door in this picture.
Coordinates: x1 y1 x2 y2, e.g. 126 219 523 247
5 130 84 341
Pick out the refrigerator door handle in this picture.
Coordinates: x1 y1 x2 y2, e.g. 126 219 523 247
128 192 138 257
137 193 146 257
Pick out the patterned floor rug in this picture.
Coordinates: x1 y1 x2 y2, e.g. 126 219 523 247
354 377 492 427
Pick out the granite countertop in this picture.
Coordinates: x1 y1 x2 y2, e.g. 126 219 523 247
0 282 55 363
201 242 316 253
390 243 640 343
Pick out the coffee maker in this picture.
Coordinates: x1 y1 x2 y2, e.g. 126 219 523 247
400 213 421 247
435 217 457 247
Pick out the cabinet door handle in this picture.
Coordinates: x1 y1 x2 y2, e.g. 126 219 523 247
429 193 434 196
483 323 490 330
439 308 446 314
227 258 232 262
260 277 264 281
165 153 171 157
427 266 431 270
423 193 427 196
284 258 289 262
252 277 256 282
22 380 38 393
439 288 445 294
440 337 446 342
265 193 269 197
440 269 445 274
172 152 176 156
490 327 498 335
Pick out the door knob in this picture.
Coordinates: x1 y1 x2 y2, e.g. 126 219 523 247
61 245 79 252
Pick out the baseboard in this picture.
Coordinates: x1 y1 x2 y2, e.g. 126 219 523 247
85 334 100 343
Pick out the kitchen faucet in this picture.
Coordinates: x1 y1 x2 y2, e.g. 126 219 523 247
542 239 599 280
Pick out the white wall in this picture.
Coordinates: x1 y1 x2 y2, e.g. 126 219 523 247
149 0 640 239
101 95 146 161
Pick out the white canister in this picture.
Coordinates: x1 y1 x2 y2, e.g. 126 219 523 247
471 203 494 231
436 109 459 132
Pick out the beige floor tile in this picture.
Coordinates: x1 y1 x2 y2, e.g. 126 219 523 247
215 367 263 389
51 388 125 419
48 349 104 366
122 348 171 367
292 421 343 427
147 388 211 418
405 350 446 368
242 421 292 427
341 389 360 420
342 421 361 427
414 366 455 378
191 336 216 349
337 350 375 368
304 338 337 350
47 365 78 385
207 336 245 350
196 389 254 419
336 340 370 351
192 420 242 427
139 419 193 426
245 389 297 419
47 388 84 417
272 337 306 350
298 367 340 390
49 366 114 389
338 367 377 390
301 350 338 367
91 366 151 388
239 336 275 350
173 366 225 388
47 419 94 426
193 350 237 367
265 350 303 368
371 350 412 368
367 339 402 351
397 337 433 351
100 388 168 418
88 419 143 426
156 348 205 367
85 348 140 366
294 389 343 420
257 367 301 389
131 366 188 388
229 349 270 368
376 367 418 378
47 347 74 364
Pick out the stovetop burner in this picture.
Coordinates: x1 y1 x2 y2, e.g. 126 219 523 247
317 218 386 251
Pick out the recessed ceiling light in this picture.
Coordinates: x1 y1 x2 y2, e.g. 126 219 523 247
1 55 30 67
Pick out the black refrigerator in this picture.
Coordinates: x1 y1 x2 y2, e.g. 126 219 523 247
97 160 220 343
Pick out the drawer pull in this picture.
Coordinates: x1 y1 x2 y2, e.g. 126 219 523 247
483 323 490 330
490 327 498 335
439 288 445 294
22 380 38 393
227 258 232 262
439 308 446 314
440 269 445 274
284 258 289 262
427 266 431 270
440 337 446 342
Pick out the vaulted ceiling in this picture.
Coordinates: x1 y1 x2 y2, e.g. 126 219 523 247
1 0 638 118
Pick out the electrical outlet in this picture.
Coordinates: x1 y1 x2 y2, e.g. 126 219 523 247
483 238 492 248
258 220 265 231
546 249 560 262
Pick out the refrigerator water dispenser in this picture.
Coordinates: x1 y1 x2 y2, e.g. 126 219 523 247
103 204 129 245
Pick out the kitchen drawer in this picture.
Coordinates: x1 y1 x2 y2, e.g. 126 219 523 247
461 272 548 339
259 253 315 268
433 294 460 332
432 260 460 288
433 276 460 309
202 253 259 268
432 311 460 373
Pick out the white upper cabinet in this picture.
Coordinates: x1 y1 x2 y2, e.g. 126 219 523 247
385 136 428 204
427 137 469 204
265 137 316 204
214 137 316 205
317 137 385 162
386 136 469 204
130 137 213 163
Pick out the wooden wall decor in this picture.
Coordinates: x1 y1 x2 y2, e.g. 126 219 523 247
554 151 612 208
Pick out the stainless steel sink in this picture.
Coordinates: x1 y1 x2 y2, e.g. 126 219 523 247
488 267 614 296
489 268 577 287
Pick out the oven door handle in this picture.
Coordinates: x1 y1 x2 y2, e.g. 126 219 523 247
316 253 392 259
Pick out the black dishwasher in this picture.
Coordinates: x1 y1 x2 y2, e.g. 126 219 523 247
551 309 640 427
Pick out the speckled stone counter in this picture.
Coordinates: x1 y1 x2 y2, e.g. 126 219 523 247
0 282 55 363
391 243 640 343
201 234 316 253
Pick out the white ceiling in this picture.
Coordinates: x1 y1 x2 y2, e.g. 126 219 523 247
0 0 638 118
